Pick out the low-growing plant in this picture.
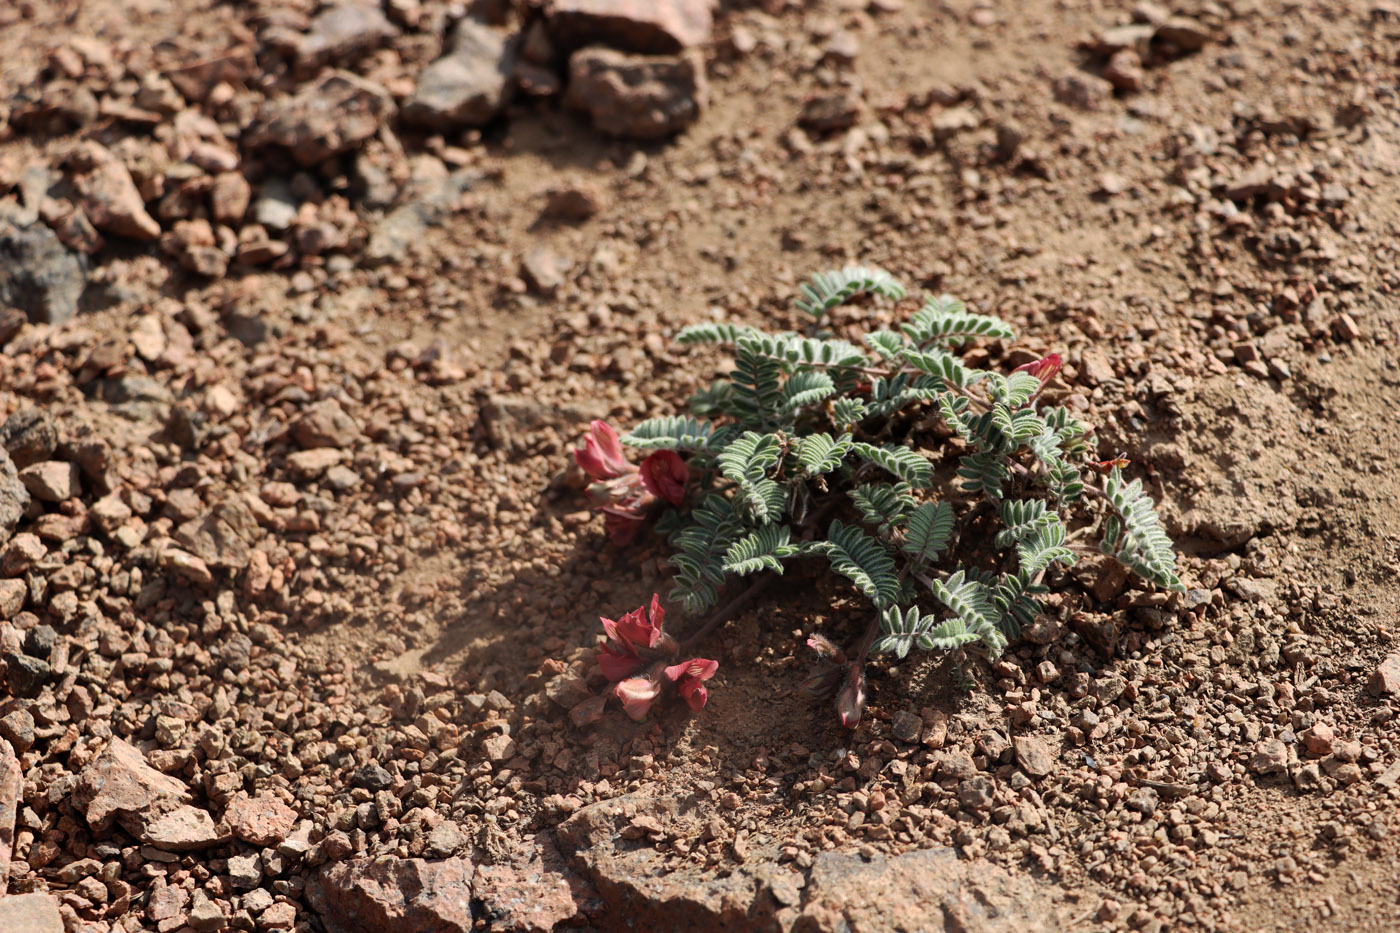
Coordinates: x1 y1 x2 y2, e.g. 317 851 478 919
573 267 1182 727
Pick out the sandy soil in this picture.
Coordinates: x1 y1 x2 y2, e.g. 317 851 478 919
0 0 1399 931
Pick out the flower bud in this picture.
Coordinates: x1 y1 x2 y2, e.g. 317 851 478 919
836 664 867 729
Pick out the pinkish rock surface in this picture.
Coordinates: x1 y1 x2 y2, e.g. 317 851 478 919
73 738 192 835
312 857 475 933
225 793 299 846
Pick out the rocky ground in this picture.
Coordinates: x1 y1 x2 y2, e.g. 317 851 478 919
1 0 1399 931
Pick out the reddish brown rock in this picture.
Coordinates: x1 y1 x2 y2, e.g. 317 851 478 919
403 20 516 130
70 142 161 241
0 741 20 892
547 0 713 53
799 847 1059 932
73 738 193 834
210 172 251 226
0 533 45 577
141 805 222 851
225 793 299 846
287 448 344 479
0 578 24 618
312 858 474 933
1370 653 1400 697
0 893 63 933
1013 735 1056 778
18 460 79 502
298 1 399 72
246 71 396 166
293 399 360 449
472 856 578 932
565 48 705 139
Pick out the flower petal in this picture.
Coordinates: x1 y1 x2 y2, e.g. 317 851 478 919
639 450 688 506
603 509 645 545
1013 352 1062 387
598 643 644 682
664 657 719 683
677 679 709 711
614 676 661 721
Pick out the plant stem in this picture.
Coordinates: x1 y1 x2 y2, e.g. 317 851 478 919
679 574 775 651
852 611 882 666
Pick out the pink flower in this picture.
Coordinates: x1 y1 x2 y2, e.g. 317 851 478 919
615 675 662 720
573 422 689 545
597 595 675 681
664 657 720 711
1013 352 1062 388
601 504 648 545
639 450 688 507
574 420 630 481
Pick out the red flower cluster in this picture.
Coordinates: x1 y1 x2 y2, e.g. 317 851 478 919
574 421 688 545
1012 352 1062 402
593 595 719 721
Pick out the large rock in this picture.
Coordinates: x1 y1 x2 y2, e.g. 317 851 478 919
0 451 28 547
797 847 1061 932
140 805 222 851
564 48 705 139
0 219 86 325
0 894 63 933
70 142 162 241
310 858 475 933
546 0 713 53
403 20 516 130
0 410 58 470
557 792 1058 931
224 793 299 846
298 1 399 72
0 741 20 892
73 738 193 836
246 71 396 166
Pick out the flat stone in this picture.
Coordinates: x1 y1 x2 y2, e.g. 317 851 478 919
564 48 705 139
0 893 64 933
0 219 87 325
287 448 344 479
546 0 713 53
403 20 515 130
1013 735 1056 777
294 399 361 449
71 142 161 241
141 804 222 851
801 846 1058 932
225 793 299 847
473 858 578 932
298 1 399 71
246 71 396 166
0 410 58 470
0 744 21 892
311 857 475 933
18 460 79 502
74 738 193 835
